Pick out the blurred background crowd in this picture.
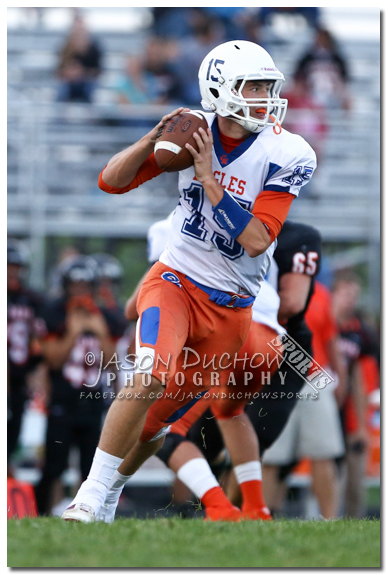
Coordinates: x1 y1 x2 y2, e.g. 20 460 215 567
7 7 380 520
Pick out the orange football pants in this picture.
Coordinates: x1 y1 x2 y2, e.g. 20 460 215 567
135 262 253 442
169 323 282 436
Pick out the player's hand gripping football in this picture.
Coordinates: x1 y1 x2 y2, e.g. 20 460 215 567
148 107 190 145
185 127 215 186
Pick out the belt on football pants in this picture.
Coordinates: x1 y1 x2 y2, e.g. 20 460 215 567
185 276 255 308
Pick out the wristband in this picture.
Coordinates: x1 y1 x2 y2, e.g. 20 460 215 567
212 191 253 240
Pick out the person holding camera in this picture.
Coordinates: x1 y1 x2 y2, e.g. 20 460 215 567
34 255 122 515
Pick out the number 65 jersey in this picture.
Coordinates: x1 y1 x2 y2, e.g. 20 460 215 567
160 112 317 297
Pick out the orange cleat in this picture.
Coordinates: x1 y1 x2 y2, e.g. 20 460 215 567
205 505 242 522
242 505 273 521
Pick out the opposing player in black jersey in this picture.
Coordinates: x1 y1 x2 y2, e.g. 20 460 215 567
246 220 322 451
261 224 346 519
34 255 125 515
7 240 46 471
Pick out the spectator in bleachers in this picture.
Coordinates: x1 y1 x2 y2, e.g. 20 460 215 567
259 8 321 30
294 27 352 111
332 271 378 517
169 9 225 107
112 38 178 107
150 8 192 39
56 14 103 103
142 37 181 105
240 10 269 50
112 56 153 106
200 8 248 41
282 70 328 165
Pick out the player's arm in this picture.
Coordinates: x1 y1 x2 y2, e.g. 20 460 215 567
327 336 348 407
277 272 312 323
187 128 293 257
348 360 368 443
100 107 189 191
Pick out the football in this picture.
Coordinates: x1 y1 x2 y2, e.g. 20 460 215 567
154 111 208 172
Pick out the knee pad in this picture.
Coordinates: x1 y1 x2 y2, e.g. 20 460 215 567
156 432 188 466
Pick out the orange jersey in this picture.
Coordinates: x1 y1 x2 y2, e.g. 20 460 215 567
305 281 338 367
345 354 380 434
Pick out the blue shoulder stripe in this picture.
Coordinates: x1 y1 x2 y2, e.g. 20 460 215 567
264 162 282 186
263 184 291 192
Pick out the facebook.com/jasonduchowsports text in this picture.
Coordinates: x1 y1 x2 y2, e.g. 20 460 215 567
78 333 334 402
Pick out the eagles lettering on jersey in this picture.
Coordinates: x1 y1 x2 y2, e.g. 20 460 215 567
159 112 316 297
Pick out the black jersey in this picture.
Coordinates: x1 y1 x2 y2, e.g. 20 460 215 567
41 296 125 415
7 287 46 384
338 314 379 372
273 220 322 346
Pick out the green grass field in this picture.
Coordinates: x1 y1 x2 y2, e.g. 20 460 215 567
8 517 380 568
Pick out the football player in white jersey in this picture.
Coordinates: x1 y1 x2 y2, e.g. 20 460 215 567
97 216 284 523
62 40 316 523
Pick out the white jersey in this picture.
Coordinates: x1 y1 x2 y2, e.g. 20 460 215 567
252 277 285 336
158 112 316 297
147 212 174 264
149 219 284 335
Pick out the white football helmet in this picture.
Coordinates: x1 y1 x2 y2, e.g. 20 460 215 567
198 40 288 133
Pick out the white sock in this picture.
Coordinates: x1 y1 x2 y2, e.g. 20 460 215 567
234 460 262 484
177 458 219 500
97 470 132 523
106 470 132 504
71 448 124 514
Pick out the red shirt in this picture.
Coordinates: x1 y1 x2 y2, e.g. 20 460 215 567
305 281 338 367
